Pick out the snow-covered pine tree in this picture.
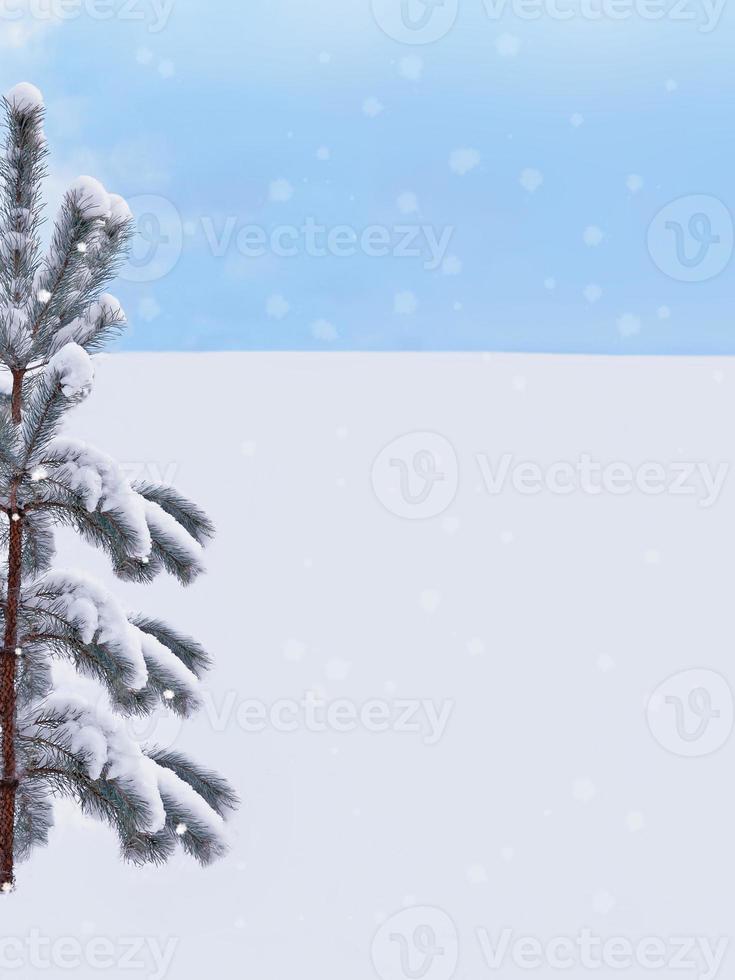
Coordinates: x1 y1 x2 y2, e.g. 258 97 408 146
0 82 237 893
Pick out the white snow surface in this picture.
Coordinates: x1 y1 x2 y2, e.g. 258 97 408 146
5 351 735 979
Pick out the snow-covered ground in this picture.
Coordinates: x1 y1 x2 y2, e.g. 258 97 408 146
4 352 735 979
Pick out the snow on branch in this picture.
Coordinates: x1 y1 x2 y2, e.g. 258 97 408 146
132 624 201 708
40 438 152 560
50 294 126 355
4 83 44 115
46 343 94 401
28 571 149 691
31 682 167 834
143 499 206 584
27 673 228 853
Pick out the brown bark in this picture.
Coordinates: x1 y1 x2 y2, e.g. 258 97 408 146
0 515 21 888
0 370 24 889
10 369 22 425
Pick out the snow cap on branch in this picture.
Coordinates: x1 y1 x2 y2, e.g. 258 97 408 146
67 177 131 226
38 680 166 833
109 194 133 225
33 668 227 845
5 83 44 114
36 571 149 690
46 343 94 400
144 499 205 577
68 176 111 220
44 438 152 560
154 763 227 841
133 626 201 706
51 294 125 353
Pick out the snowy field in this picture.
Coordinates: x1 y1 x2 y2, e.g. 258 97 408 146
3 351 735 979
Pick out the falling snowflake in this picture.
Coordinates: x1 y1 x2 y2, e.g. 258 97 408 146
449 148 481 176
362 97 384 118
583 225 604 247
266 294 290 320
442 256 462 276
519 168 543 192
616 313 641 337
572 778 596 803
397 191 419 214
269 178 294 203
138 297 161 322
311 319 339 341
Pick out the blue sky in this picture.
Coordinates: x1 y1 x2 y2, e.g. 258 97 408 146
1 0 733 352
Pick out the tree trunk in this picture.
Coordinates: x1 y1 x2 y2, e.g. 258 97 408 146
0 369 24 889
0 515 21 888
10 369 22 426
